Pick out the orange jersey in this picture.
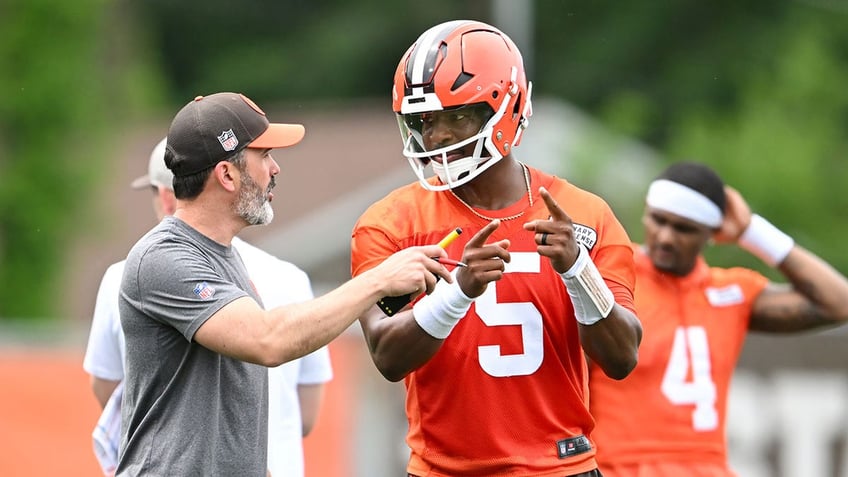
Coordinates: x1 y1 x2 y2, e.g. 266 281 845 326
351 167 636 476
589 245 768 474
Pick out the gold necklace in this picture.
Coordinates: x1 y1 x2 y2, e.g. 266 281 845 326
448 162 533 221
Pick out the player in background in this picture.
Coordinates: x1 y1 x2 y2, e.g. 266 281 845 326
350 20 642 476
83 138 333 477
589 161 848 477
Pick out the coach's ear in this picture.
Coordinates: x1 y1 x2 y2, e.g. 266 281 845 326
213 161 239 193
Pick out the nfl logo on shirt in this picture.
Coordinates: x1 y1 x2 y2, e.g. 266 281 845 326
193 282 216 300
217 129 239 151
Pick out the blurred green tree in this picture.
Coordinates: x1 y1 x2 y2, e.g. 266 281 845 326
4 0 848 318
137 0 482 104
0 0 165 319
534 1 848 275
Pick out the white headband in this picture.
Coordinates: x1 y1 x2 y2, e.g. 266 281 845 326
646 179 723 228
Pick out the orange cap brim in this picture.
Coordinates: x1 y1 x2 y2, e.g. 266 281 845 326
249 123 305 149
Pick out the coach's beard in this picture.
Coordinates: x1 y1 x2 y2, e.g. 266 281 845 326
236 174 275 226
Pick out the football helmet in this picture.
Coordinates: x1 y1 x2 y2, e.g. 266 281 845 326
392 20 533 191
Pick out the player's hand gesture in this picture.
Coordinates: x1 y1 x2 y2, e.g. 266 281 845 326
523 187 581 274
714 186 753 244
456 220 511 298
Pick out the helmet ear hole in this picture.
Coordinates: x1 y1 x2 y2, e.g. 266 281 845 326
492 91 499 99
512 92 522 118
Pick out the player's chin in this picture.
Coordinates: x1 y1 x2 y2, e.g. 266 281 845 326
650 249 677 272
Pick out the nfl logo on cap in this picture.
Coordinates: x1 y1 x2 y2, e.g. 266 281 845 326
217 129 238 151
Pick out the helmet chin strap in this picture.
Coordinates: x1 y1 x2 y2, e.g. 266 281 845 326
432 155 490 185
426 123 500 190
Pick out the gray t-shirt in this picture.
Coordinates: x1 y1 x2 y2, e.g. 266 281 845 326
116 216 268 476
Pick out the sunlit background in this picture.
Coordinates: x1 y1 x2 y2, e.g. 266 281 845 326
1 1 846 475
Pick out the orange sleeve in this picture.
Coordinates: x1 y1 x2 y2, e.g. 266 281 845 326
350 222 398 278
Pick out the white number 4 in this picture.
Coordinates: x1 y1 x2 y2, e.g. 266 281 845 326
661 326 719 431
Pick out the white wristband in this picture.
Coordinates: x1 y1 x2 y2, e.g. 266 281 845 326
739 214 794 267
559 244 615 325
413 271 474 339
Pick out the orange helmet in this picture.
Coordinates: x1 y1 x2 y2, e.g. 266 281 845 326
392 20 533 190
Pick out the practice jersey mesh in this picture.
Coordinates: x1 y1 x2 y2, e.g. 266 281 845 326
351 167 636 476
590 246 768 473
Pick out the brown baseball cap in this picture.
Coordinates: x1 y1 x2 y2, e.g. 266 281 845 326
165 92 305 177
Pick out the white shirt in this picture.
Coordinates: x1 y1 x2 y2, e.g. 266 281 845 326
83 237 333 477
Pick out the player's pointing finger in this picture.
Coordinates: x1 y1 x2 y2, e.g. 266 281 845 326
539 187 571 222
466 219 502 247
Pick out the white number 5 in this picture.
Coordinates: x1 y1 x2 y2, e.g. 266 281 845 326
476 253 544 377
661 326 718 431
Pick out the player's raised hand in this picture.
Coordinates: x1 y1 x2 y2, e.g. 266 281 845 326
714 185 753 244
456 219 511 298
373 245 451 298
523 187 580 273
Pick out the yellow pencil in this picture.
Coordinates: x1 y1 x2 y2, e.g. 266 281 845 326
437 227 463 249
